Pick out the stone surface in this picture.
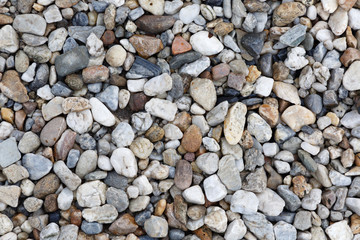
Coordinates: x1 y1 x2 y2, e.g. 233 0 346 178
224 102 247 145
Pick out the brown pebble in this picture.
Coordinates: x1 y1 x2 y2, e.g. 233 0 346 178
12 213 27 227
129 35 164 58
145 125 164 142
109 213 138 235
0 70 29 103
165 203 187 231
211 63 230 81
346 26 357 48
70 209 82 226
194 226 212 240
54 129 77 160
174 195 187 225
78 231 94 240
109 74 126 87
44 194 58 212
101 30 116 45
82 65 109 83
172 112 192 132
199 71 212 80
128 93 149 112
259 104 279 127
272 2 306 27
340 48 360 67
154 199 166 216
135 15 176 34
55 0 80 8
23 101 37 115
181 125 202 153
40 117 67 147
240 130 253 149
174 160 193 190
1 107 14 124
31 116 45 133
246 65 261 83
351 214 360 234
0 14 13 25
292 175 311 198
15 110 26 131
33 173 61 199
273 61 289 81
264 163 282 190
172 35 192 55
214 22 234 36
94 233 109 240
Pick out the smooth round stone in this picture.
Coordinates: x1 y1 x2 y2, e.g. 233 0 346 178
22 153 53 181
190 31 224 56
281 105 316 132
195 152 219 174
18 132 41 154
81 221 103 235
203 174 227 202
13 14 47 36
0 214 14 235
57 187 73 210
110 148 138 178
90 97 115 127
182 185 205 204
130 137 154 159
256 188 285 216
66 109 93 134
181 125 202 153
138 0 165 15
76 150 97 178
174 160 192 190
106 187 129 212
230 190 259 215
304 94 322 115
106 45 126 67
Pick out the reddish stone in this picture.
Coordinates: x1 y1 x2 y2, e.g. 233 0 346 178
54 129 77 160
172 112 192 132
70 209 82 226
199 71 212 79
184 152 195 161
259 104 279 127
15 110 26 131
227 72 246 91
194 226 212 240
128 93 149 112
181 125 202 153
109 74 126 87
32 116 45 133
172 36 192 55
109 213 138 235
129 35 164 58
101 30 116 45
82 65 109 83
0 70 29 103
340 48 360 67
212 63 230 81
22 101 37 115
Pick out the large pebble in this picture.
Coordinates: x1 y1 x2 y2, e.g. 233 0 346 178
13 14 47 36
90 97 115 127
144 216 168 238
203 174 227 202
110 148 138 178
66 109 93 134
189 78 216 111
0 25 19 53
144 73 172 96
112 122 134 148
55 46 89 77
22 153 53 180
281 105 316 132
190 31 224 56
76 180 107 207
343 61 360 91
145 98 177 121
224 102 247 145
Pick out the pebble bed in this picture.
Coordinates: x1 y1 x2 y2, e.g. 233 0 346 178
1 0 360 239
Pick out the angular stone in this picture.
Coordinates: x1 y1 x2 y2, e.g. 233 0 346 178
109 213 138 235
0 25 19 54
55 46 89 77
280 24 307 47
169 51 202 70
129 35 164 58
68 26 106 43
190 31 224 56
82 204 118 224
22 154 53 181
54 129 77 160
243 213 275 240
127 56 162 78
0 138 21 169
0 185 21 207
272 2 306 27
0 70 29 103
217 155 241 191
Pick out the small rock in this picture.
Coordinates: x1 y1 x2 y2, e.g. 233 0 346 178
190 31 224 56
230 190 258 214
224 102 247 145
110 148 138 178
203 174 227 202
90 97 116 127
22 153 53 180
13 14 47 36
144 216 168 238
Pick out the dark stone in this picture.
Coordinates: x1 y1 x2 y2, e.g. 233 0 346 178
259 53 273 77
135 210 152 226
51 82 73 97
240 32 266 58
29 64 49 91
169 51 202 69
277 185 301 212
126 56 162 78
206 0 223 5
104 171 129 190
304 94 323 114
224 88 240 96
267 211 296 224
168 73 183 99
55 46 89 77
297 150 317 172
68 26 106 43
72 12 89 26
93 1 109 12
323 90 338 108
135 15 176 34
313 42 327 62
241 98 263 106
48 211 61 223
328 68 344 91
128 93 149 112
300 125 315 135
338 86 348 99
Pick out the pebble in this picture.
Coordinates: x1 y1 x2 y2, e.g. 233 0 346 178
273 2 306 26
190 31 224 56
144 73 173 96
243 213 275 240
231 190 258 214
55 46 89 77
144 216 168 238
112 122 134 147
0 25 19 54
224 102 247 145
145 98 177 121
0 70 29 103
90 97 116 127
325 220 353 240
53 161 81 191
110 148 138 178
0 185 21 207
0 214 13 235
66 110 93 134
179 4 200 24
182 185 205 204
13 14 46 36
247 113 272 143
281 105 316 132
189 78 216 111
203 174 227 202
256 188 285 216
274 221 297 240
22 153 53 180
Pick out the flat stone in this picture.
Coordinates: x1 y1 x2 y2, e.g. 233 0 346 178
0 70 29 103
82 204 118 224
256 188 285 216
280 24 307 47
54 129 77 160
68 26 106 43
169 51 202 69
0 213 13 235
179 56 211 77
325 220 353 240
135 15 175 34
174 160 192 190
144 73 172 96
224 102 247 145
55 46 89 77
203 174 227 202
127 56 162 78
106 187 129 212
13 14 47 36
189 78 216 111
40 117 67 146
90 97 116 127
0 185 21 207
22 153 53 180
0 137 21 169
82 65 109 83
217 155 241 190
2 164 29 184
243 213 275 240
76 180 107 207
